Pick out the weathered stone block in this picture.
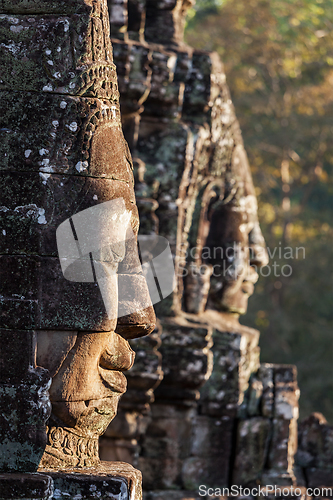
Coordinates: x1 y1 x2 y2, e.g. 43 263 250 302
0 330 38 382
138 456 182 490
1 258 152 334
112 41 151 114
153 319 213 400
0 93 130 180
127 0 147 39
145 0 194 46
0 370 51 472
296 413 333 471
0 462 143 500
103 410 142 439
190 415 234 459
0 256 111 331
274 365 300 421
153 385 199 405
266 418 298 482
146 404 196 420
42 462 142 500
294 465 307 487
0 6 114 97
0 172 136 257
0 473 53 500
142 410 193 459
181 456 229 490
141 435 180 460
145 1 181 45
232 417 271 486
174 50 192 83
0 0 96 15
247 375 263 416
181 416 234 489
121 327 163 395
0 329 51 473
108 0 128 39
118 388 155 411
142 50 183 118
199 315 260 417
258 363 274 417
0 297 38 331
183 52 213 119
306 467 333 488
99 436 140 463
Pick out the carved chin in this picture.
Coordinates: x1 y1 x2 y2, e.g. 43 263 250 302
36 330 134 469
39 394 122 469
50 395 121 436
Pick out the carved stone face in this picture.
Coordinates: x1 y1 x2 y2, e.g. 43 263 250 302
200 145 268 316
205 202 268 315
0 0 155 469
35 118 155 467
184 143 268 317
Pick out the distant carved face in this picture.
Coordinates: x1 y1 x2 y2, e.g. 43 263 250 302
204 201 268 315
196 142 269 316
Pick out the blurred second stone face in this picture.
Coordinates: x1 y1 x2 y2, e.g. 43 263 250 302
101 1 284 493
0 0 155 469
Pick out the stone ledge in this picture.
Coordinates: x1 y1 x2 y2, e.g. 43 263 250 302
39 461 142 500
0 463 142 500
0 473 53 500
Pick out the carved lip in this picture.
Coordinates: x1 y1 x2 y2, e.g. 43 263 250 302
100 368 127 394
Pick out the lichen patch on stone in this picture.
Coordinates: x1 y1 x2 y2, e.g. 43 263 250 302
75 161 88 172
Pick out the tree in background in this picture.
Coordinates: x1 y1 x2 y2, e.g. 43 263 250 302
186 0 333 421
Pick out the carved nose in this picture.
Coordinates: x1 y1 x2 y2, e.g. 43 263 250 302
249 222 269 267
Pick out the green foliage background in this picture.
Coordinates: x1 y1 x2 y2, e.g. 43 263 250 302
186 0 333 422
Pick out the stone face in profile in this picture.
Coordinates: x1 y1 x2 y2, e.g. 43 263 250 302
202 145 269 316
176 51 269 317
101 1 270 485
0 0 155 469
